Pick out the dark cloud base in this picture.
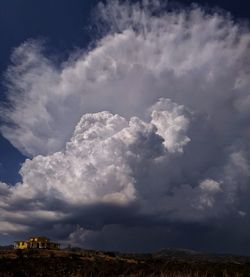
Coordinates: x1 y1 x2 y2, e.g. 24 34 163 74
0 0 250 255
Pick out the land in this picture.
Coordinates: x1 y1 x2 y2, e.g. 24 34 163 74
0 247 250 276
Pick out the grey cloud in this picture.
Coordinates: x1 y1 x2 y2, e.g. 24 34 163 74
2 1 250 157
0 0 250 254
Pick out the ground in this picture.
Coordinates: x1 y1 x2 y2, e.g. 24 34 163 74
0 248 250 276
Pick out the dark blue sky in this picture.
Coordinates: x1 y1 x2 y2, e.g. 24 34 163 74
0 0 250 184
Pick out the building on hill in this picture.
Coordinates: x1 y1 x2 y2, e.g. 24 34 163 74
14 236 60 250
14 240 28 250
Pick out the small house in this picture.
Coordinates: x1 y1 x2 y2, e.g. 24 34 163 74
14 236 60 250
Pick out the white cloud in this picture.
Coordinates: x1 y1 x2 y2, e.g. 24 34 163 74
1 0 250 250
150 98 190 153
0 182 11 196
2 1 250 158
8 98 189 207
0 98 193 233
199 179 221 192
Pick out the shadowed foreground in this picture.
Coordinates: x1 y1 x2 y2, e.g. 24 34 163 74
0 248 250 276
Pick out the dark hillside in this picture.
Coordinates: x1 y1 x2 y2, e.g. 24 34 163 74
0 248 250 276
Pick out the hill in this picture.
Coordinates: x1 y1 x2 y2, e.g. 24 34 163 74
0 248 250 276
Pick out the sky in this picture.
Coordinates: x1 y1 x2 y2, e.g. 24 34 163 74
1 0 250 255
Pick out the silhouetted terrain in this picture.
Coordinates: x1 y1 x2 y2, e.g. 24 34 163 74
0 248 250 276
0 245 13 251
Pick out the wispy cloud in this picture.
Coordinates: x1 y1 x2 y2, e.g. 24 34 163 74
1 0 250 253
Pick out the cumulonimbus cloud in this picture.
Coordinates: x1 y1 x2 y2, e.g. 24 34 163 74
1 0 250 251
0 98 192 226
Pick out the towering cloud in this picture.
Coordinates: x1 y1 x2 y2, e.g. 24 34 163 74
0 98 192 226
1 0 250 253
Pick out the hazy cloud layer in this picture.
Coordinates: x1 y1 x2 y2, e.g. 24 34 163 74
1 0 250 253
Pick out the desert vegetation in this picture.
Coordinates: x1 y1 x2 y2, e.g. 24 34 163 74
0 248 250 276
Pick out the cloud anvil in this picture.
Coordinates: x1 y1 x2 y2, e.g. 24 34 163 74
0 0 250 254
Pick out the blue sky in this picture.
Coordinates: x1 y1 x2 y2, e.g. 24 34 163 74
1 0 250 254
